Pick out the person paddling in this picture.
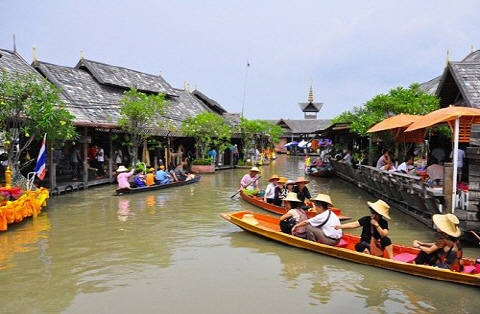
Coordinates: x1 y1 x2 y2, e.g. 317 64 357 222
238 167 261 196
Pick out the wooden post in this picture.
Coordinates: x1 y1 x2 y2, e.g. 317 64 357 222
444 162 454 213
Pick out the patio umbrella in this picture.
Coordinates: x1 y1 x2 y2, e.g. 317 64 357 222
283 141 298 148
298 140 309 148
405 105 480 212
367 114 424 143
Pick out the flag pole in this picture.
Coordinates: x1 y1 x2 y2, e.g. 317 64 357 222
241 60 250 118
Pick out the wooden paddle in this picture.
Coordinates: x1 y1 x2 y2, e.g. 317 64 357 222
470 230 480 245
230 176 261 198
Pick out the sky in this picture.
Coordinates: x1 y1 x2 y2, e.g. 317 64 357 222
1 1 480 120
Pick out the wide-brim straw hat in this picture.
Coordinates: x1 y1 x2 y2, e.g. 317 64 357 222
268 174 280 182
116 165 128 173
284 192 302 203
295 176 310 184
313 193 334 207
286 180 295 186
367 199 391 219
250 166 261 173
278 177 287 184
433 213 461 238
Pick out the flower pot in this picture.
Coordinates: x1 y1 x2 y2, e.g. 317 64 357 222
191 164 215 173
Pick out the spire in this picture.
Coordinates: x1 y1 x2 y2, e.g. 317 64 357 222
445 49 450 67
307 83 314 103
13 34 16 52
33 45 37 67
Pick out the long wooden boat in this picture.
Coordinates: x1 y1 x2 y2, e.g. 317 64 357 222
116 175 201 195
239 190 351 221
220 211 480 286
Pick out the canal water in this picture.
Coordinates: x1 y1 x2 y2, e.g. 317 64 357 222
0 155 479 313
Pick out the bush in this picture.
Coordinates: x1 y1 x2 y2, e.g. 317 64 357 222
192 158 213 165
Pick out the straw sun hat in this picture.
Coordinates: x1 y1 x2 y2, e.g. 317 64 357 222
295 176 310 184
250 167 261 173
268 174 280 182
284 192 302 203
433 213 461 238
116 165 128 173
367 199 391 219
312 194 334 207
278 177 288 184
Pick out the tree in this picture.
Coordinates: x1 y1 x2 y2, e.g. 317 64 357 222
332 83 440 162
118 88 169 166
0 70 77 175
237 118 283 160
181 112 231 161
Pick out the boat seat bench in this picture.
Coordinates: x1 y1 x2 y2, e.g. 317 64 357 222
392 252 417 263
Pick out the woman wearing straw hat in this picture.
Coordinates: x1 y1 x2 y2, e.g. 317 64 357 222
273 177 288 206
292 176 312 204
292 194 342 246
238 167 261 196
264 174 280 204
279 192 308 238
335 199 394 259
412 213 463 271
116 166 135 189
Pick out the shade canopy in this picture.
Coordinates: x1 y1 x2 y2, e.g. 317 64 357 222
405 105 480 213
367 114 422 133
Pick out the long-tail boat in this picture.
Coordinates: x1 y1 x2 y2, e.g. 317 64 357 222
220 211 480 287
239 190 351 221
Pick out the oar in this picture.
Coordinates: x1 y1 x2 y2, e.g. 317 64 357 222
230 176 261 198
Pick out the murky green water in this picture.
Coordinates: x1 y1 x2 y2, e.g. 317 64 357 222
0 155 479 313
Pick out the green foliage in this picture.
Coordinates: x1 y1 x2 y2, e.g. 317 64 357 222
333 83 440 137
181 112 231 159
237 118 282 154
192 157 213 165
0 70 77 172
118 88 169 165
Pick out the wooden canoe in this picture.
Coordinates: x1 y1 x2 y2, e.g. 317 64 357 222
220 211 480 287
115 175 201 195
240 190 351 221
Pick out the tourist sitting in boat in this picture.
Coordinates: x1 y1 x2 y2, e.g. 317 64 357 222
376 149 390 169
335 199 394 259
291 194 342 246
279 192 308 238
116 165 135 189
396 155 415 174
292 177 312 205
283 179 295 209
273 177 287 206
155 165 172 184
264 174 280 204
132 169 147 187
171 160 194 181
145 168 156 186
412 213 464 271
238 166 261 196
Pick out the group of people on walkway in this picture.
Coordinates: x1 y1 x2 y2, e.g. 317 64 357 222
238 166 465 271
116 159 195 189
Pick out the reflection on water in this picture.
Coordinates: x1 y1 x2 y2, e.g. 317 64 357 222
0 155 479 313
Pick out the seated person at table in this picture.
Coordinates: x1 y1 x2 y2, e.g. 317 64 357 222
397 155 414 174
412 213 463 271
155 165 172 184
426 157 444 186
335 199 394 259
376 149 390 169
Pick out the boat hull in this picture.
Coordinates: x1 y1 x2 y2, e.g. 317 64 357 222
116 175 201 195
239 190 351 221
220 211 480 287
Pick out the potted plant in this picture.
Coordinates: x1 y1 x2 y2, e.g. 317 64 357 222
190 157 215 173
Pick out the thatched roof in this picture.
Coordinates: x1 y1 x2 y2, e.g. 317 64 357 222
277 118 332 135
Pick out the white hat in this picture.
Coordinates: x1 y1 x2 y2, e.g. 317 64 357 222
116 165 128 173
313 194 333 207
250 167 261 172
284 192 302 203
